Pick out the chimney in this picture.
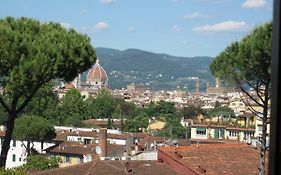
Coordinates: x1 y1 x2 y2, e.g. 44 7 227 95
99 128 107 157
134 143 139 153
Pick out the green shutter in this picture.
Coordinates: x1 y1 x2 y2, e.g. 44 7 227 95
214 129 219 138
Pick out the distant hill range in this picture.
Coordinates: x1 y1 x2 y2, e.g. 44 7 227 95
92 47 215 91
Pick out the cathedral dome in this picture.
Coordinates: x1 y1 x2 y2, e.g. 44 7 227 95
86 59 108 86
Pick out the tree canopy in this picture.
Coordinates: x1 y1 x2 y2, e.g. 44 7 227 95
209 22 272 175
89 89 116 118
23 154 61 171
0 17 96 167
25 82 59 123
13 115 56 155
207 106 235 118
59 88 87 126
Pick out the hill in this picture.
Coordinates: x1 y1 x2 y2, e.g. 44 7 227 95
90 47 215 91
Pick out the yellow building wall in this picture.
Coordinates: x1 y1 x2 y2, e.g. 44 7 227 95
148 121 166 130
58 155 81 167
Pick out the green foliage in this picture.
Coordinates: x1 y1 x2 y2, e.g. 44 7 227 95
13 115 55 142
112 99 136 119
180 105 204 119
89 89 116 118
63 114 83 127
0 107 8 126
210 22 271 88
0 17 96 98
158 114 185 139
59 88 87 125
146 101 176 118
0 168 27 175
209 23 272 175
0 16 96 166
123 112 149 132
214 101 220 108
107 118 113 129
207 106 235 118
25 82 59 123
23 154 61 171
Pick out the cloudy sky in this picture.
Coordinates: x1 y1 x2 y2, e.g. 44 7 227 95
0 0 273 57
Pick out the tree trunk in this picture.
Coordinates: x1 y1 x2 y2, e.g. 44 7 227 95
259 85 269 175
27 141 31 155
0 112 17 168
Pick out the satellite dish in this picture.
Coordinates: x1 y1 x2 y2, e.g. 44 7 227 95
95 146 101 155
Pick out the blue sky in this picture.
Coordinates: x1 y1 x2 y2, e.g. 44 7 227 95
0 0 272 57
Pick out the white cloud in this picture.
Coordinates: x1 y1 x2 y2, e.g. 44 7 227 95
128 26 136 32
100 0 116 5
193 20 248 33
172 25 182 32
184 12 209 19
241 0 267 9
60 22 71 29
94 22 110 31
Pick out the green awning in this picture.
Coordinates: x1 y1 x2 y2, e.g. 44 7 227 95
196 127 206 132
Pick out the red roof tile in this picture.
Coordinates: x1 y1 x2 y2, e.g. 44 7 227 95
160 144 269 175
30 160 179 175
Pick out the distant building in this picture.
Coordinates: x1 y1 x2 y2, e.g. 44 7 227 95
206 78 234 94
190 124 255 141
76 59 109 90
127 83 146 92
0 130 55 169
56 59 109 98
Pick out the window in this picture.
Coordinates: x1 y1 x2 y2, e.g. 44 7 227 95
196 128 206 135
65 156 70 163
229 131 239 137
84 139 91 145
12 154 16 162
12 140 16 147
257 125 263 132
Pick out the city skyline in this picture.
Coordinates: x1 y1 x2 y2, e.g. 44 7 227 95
0 0 273 57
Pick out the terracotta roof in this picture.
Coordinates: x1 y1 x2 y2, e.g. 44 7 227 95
64 82 75 89
160 144 268 175
46 141 126 157
55 130 148 141
30 160 179 175
46 141 97 156
136 136 165 149
86 60 108 83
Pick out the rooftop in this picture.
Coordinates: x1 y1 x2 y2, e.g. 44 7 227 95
30 160 179 175
159 143 268 175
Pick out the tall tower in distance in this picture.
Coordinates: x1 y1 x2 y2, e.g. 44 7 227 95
215 78 221 88
195 78 200 94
